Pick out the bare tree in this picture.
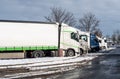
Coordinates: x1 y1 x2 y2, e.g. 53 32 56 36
111 33 117 44
116 30 120 44
79 13 100 32
94 28 102 37
111 30 120 44
117 34 120 44
44 7 76 26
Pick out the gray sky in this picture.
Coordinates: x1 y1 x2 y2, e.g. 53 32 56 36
0 0 120 36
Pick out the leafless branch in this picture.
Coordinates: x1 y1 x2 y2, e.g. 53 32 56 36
79 13 100 32
44 7 76 26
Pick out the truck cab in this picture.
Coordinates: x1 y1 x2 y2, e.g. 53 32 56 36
97 36 108 50
79 31 100 52
60 24 84 56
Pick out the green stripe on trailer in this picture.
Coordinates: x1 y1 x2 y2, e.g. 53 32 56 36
62 30 74 33
0 46 58 51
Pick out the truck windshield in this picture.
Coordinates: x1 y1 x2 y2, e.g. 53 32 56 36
79 35 87 42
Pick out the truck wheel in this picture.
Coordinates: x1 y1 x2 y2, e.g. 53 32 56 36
80 49 84 55
103 46 106 49
32 50 44 58
66 49 75 57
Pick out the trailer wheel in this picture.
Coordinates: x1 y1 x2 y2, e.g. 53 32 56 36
32 50 44 58
66 49 75 57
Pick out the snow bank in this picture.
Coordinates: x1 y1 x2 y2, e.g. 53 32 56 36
0 56 96 69
0 47 115 68
0 56 97 79
0 57 75 66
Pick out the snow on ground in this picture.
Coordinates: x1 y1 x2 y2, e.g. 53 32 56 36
99 46 116 52
0 47 115 68
0 47 117 79
0 56 97 79
0 56 96 69
0 57 76 65
87 47 117 56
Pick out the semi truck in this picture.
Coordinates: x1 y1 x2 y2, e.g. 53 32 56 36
0 20 85 58
79 31 100 52
97 36 108 50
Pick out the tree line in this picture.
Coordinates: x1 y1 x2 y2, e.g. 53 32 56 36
44 7 102 37
111 30 120 44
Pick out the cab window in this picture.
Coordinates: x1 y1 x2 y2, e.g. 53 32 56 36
71 32 79 42
80 35 87 42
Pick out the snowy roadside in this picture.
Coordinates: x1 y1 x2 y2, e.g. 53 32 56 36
0 47 115 69
87 47 117 56
0 56 97 79
0 56 96 69
0 47 115 78
0 47 115 67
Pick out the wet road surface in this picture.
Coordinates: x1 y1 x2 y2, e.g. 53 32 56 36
28 48 120 79
54 48 120 79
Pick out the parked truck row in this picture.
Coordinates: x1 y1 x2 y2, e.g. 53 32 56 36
0 20 107 58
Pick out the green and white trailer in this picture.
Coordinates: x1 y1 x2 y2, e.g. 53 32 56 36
0 20 84 58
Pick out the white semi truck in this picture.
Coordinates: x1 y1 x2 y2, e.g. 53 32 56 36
97 36 108 50
0 20 85 58
79 31 100 52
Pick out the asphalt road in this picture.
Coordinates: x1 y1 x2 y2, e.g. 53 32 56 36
35 48 120 79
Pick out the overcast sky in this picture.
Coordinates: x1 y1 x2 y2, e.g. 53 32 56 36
0 0 120 36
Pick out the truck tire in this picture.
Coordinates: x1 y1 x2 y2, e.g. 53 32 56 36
103 46 106 49
66 49 75 57
31 50 44 58
80 49 84 55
